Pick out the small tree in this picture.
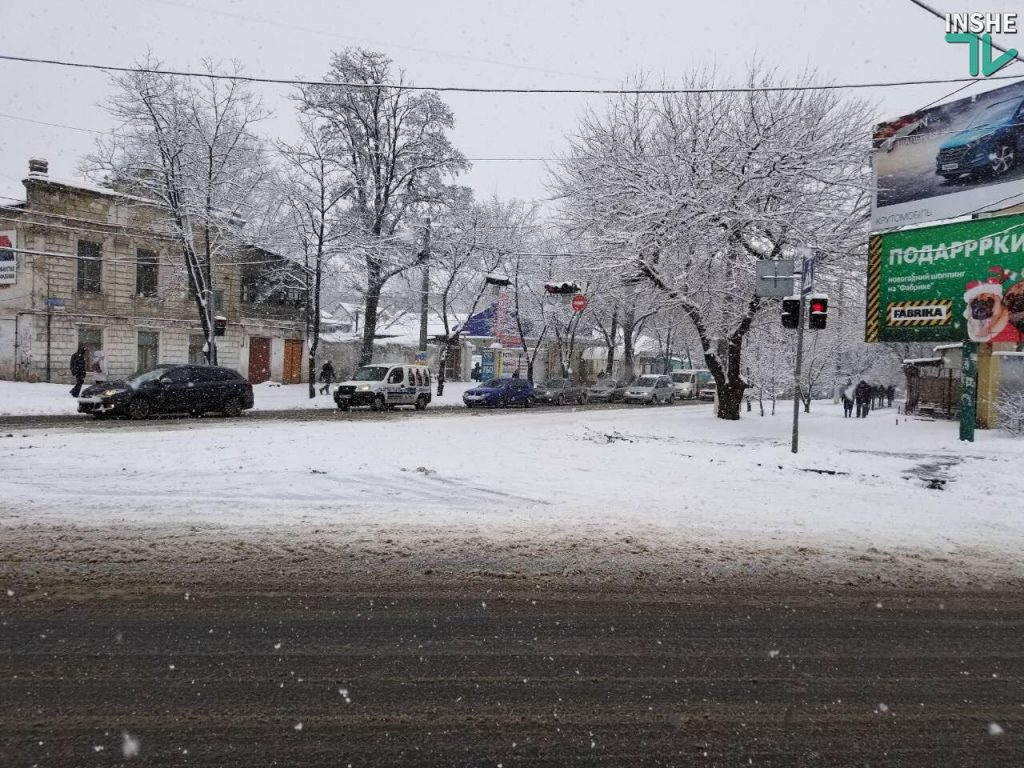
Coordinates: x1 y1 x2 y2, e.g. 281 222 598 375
85 55 269 365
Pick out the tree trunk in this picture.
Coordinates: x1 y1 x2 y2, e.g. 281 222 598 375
604 308 618 378
360 263 383 367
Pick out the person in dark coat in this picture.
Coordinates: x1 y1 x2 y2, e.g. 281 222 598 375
854 380 871 418
69 345 87 397
886 384 895 407
841 379 855 418
318 360 336 395
471 362 482 382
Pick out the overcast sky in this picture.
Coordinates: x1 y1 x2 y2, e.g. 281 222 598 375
0 0 1020 207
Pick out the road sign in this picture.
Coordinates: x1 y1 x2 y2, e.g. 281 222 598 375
571 294 588 312
44 297 65 308
799 249 817 296
755 259 795 298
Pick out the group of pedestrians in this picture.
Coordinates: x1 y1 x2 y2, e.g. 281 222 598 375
841 379 895 418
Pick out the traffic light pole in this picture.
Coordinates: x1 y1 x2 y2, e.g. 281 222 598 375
791 293 806 454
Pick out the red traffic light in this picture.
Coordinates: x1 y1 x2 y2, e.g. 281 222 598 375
808 296 828 330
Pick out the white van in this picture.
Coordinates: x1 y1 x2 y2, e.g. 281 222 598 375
334 363 433 411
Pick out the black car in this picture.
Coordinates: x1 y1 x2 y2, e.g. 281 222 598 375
77 364 254 420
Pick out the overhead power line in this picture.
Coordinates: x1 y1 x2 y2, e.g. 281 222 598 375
3 52 1024 94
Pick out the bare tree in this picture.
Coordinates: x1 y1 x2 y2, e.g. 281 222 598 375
553 68 870 419
278 119 352 397
85 55 269 365
297 48 468 366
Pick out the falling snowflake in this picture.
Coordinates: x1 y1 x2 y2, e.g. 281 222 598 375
878 703 889 713
6 589 13 597
294 723 303 731
768 649 780 658
274 643 282 650
122 732 140 758
93 745 104 752
989 722 1005 736
339 688 352 704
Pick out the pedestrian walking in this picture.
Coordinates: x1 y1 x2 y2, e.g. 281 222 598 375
841 379 855 418
471 362 482 382
318 360 336 395
90 349 107 384
854 380 871 418
69 345 87 397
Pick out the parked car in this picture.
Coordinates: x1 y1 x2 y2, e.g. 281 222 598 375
936 96 1024 181
699 385 717 401
585 378 628 403
462 377 535 408
77 364 254 420
334 363 432 411
533 378 587 405
623 374 675 405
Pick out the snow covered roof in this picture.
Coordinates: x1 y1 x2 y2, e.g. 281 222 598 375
25 173 155 204
903 357 943 365
933 343 964 352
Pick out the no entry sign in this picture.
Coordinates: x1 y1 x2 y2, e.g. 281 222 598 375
571 294 587 312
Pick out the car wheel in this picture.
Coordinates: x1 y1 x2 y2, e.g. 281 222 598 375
991 143 1015 175
415 394 428 411
129 398 151 420
371 395 386 412
499 395 510 409
337 401 350 411
222 396 242 417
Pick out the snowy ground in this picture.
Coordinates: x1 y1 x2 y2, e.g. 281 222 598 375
2 400 1022 589
0 379 477 415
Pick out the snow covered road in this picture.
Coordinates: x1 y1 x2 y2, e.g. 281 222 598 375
2 401 1022 589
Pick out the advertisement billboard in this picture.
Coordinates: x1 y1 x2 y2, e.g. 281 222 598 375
871 79 1024 230
866 212 1024 343
0 230 16 285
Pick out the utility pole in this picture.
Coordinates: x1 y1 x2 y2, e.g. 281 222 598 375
418 216 431 353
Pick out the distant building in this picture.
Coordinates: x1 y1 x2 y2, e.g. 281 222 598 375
0 159 307 384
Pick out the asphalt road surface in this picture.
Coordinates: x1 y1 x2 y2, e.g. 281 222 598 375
2 578 1021 767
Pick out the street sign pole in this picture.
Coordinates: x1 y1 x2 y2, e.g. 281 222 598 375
791 293 806 454
959 341 977 442
792 248 816 454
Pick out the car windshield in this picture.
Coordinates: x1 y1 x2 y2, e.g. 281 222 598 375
636 377 660 387
481 378 506 388
126 366 173 386
352 366 389 381
966 99 1021 129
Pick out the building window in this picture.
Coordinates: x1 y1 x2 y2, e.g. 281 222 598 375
137 331 159 372
136 249 158 297
77 241 102 292
78 327 102 359
188 333 206 365
213 289 224 313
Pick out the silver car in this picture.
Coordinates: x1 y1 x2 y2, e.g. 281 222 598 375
623 374 675 405
585 379 628 403
534 378 587 405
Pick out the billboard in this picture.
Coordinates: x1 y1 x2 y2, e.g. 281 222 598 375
0 231 15 285
866 212 1024 343
871 79 1024 230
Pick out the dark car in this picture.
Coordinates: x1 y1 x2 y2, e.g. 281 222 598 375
462 377 535 408
936 97 1024 181
533 378 587 405
585 378 628 403
77 364 254 420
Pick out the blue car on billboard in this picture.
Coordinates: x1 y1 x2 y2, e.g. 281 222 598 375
462 377 535 408
936 96 1024 181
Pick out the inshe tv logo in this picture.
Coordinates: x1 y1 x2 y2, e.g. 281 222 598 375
945 13 1019 77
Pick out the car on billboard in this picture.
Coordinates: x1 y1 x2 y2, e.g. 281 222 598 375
935 96 1024 182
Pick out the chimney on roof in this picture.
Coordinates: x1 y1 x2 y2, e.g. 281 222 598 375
28 158 48 176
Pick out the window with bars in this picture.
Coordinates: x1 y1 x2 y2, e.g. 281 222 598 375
77 241 102 292
136 249 158 297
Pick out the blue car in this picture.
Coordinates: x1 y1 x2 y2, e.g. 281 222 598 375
462 377 535 408
936 96 1024 181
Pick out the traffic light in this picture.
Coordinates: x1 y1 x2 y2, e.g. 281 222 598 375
808 295 829 330
214 315 227 337
544 281 580 295
781 297 800 329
